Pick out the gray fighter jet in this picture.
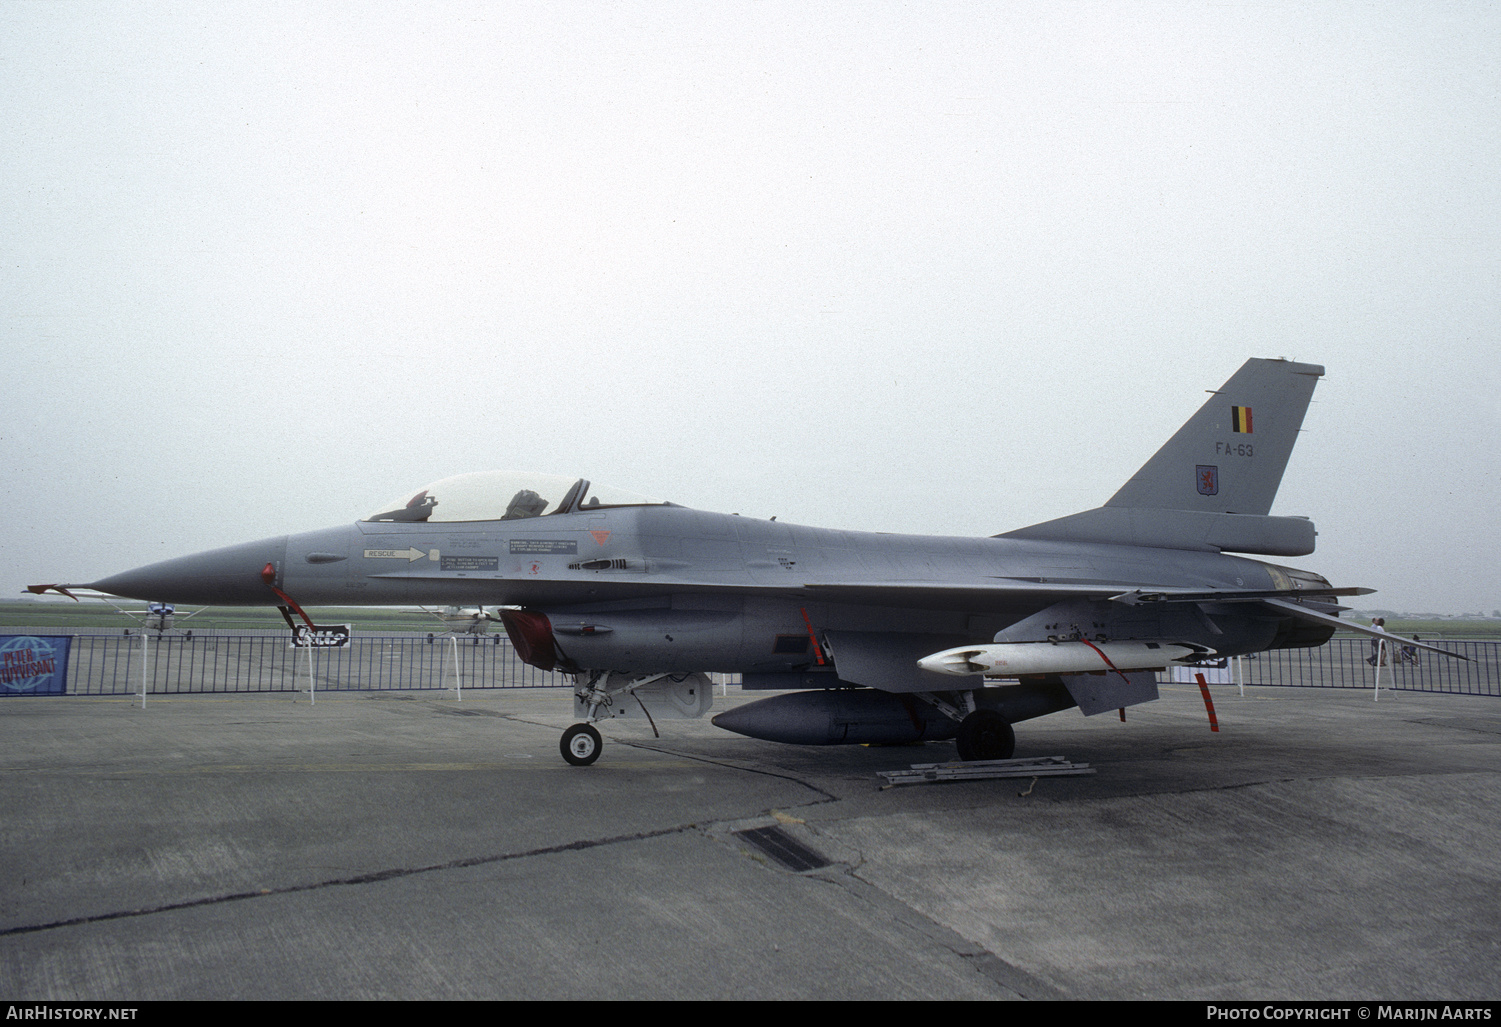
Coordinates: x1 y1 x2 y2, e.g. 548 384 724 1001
35 358 1439 766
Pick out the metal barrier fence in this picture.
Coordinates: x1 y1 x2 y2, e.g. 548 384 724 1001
1 629 572 697
1176 637 1501 697
2 630 1497 700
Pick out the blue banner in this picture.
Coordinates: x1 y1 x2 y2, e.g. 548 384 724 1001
0 635 72 695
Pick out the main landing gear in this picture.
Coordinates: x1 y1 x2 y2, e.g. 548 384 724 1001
955 709 1016 761
912 691 1018 762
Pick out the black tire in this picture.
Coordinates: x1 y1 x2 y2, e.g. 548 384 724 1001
560 723 602 766
955 710 1015 761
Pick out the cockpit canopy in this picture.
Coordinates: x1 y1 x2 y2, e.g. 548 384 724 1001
363 472 668 523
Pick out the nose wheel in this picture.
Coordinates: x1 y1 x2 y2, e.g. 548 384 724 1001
560 723 603 766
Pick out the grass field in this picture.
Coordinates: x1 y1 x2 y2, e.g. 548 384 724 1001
1346 618 1501 640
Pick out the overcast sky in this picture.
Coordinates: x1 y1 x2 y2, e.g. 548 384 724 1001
4 2 1498 615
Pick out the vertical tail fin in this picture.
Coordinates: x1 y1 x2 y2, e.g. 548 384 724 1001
1105 357 1323 516
1001 358 1323 556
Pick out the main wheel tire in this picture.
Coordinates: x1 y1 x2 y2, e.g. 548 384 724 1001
955 710 1015 761
560 723 602 766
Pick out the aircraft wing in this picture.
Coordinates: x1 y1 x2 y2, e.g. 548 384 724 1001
452 573 1375 616
1259 597 1468 660
799 580 1372 612
1108 586 1373 605
384 571 1208 610
801 579 1139 610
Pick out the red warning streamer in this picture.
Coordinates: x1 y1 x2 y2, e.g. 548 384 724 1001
799 607 826 666
1194 672 1220 733
261 562 316 629
1077 637 1132 685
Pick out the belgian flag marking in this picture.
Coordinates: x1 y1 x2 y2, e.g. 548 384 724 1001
1231 406 1253 433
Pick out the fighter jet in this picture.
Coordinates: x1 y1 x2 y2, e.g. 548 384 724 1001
34 358 1443 766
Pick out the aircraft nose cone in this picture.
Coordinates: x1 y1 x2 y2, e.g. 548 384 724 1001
91 535 290 605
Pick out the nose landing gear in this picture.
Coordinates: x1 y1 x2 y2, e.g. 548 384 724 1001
557 670 674 766
560 723 603 766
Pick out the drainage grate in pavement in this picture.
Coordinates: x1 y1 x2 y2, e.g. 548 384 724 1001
733 825 831 872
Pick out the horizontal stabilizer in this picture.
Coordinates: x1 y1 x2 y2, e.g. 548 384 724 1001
1260 598 1469 661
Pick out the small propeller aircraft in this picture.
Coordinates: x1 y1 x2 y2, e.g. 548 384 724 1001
34 358 1448 766
423 605 500 640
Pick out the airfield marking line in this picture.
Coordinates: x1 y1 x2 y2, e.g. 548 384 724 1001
0 761 698 775
0 823 704 939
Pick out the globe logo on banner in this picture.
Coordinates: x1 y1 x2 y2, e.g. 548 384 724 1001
0 635 70 695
